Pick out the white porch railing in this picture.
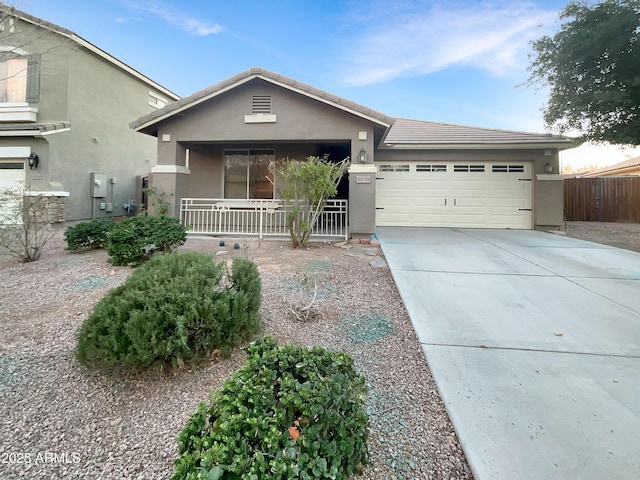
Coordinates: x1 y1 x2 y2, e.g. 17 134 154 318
180 198 348 240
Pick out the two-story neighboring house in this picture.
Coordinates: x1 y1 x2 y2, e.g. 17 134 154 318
0 5 179 222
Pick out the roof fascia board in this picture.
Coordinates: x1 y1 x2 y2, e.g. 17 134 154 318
379 142 574 150
133 76 257 131
0 127 70 137
260 76 392 127
134 74 393 132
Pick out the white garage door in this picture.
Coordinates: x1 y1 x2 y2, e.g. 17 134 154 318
375 161 532 229
0 161 26 224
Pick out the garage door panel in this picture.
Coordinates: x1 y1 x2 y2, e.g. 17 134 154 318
376 161 532 229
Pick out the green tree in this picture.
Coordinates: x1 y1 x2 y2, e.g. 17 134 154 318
526 0 640 145
279 155 350 249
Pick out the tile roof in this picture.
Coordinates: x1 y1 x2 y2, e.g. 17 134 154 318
383 118 573 148
130 68 574 150
131 67 395 131
0 121 71 136
580 156 640 176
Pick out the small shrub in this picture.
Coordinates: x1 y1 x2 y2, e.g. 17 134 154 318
172 337 369 480
106 214 187 266
75 252 262 370
64 218 115 251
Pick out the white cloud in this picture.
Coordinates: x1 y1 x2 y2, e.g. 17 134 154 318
128 1 223 36
339 1 557 86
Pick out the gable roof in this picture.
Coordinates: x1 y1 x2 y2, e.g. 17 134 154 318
382 118 574 150
130 67 395 133
580 156 640 177
1 5 179 101
130 67 573 150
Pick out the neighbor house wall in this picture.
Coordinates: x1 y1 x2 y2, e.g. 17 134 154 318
0 16 176 221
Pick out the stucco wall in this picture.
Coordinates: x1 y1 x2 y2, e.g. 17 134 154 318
1 18 175 221
153 79 374 215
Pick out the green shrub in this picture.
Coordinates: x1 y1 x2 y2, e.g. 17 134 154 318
172 337 369 480
64 218 115 251
75 252 262 370
106 214 187 266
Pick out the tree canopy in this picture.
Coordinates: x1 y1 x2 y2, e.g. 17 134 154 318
526 0 640 145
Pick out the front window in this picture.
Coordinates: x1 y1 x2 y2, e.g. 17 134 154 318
0 54 27 102
224 149 275 199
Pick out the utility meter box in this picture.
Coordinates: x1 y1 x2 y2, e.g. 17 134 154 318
91 172 107 198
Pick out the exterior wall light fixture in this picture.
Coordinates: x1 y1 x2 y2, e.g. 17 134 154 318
358 148 367 163
545 162 553 173
28 152 39 170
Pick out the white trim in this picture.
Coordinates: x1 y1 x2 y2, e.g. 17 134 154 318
0 127 70 137
0 45 29 55
244 114 277 123
536 174 564 181
151 165 191 174
0 146 30 158
380 143 571 150
134 74 393 132
348 164 377 173
25 191 70 197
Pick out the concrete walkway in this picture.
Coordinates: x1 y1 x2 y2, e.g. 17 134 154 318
376 227 640 480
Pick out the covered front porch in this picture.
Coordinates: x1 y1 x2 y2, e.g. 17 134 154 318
154 140 352 240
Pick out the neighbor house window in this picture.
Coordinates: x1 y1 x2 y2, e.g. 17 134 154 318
0 50 40 103
224 149 275 199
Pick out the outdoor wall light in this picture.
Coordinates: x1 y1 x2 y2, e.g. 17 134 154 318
28 152 39 170
545 162 553 173
358 148 367 163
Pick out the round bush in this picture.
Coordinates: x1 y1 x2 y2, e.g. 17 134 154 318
64 218 115 251
75 252 261 370
172 337 369 480
106 214 187 266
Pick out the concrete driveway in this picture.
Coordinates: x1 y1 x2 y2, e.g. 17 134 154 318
376 227 640 480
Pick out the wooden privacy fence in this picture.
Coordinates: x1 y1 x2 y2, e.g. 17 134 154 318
564 177 640 222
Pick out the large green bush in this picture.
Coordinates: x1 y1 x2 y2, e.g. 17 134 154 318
172 337 369 480
106 214 187 266
64 218 115 251
75 252 261 370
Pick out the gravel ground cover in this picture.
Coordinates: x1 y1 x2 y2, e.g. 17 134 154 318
564 221 640 252
0 234 472 480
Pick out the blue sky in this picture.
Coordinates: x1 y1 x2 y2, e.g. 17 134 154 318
12 0 640 168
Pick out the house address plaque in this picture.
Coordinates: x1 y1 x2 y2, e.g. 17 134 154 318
355 175 371 184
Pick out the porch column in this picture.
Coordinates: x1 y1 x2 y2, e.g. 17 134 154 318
149 165 190 217
348 164 377 236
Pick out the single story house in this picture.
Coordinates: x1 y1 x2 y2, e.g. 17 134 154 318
131 67 574 237
580 156 640 177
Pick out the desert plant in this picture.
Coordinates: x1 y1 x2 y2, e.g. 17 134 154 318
279 155 350 249
172 336 369 480
75 252 261 370
142 186 171 215
64 218 115 251
0 184 61 262
106 214 187 266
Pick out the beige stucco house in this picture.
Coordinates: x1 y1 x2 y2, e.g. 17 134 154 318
131 68 573 237
0 6 179 222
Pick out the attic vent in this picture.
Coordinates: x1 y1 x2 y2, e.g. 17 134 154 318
252 96 271 114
